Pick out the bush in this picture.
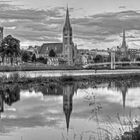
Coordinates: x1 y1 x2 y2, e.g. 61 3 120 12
36 57 48 64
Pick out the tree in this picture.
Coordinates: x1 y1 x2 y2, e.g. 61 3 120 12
49 49 56 57
21 51 30 62
121 57 130 62
136 57 140 61
94 55 103 63
32 53 36 62
0 35 20 65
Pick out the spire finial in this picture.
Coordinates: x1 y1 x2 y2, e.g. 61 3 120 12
63 4 71 29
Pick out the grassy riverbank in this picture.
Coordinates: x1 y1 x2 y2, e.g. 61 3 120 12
0 63 83 72
1 71 140 85
2 63 140 72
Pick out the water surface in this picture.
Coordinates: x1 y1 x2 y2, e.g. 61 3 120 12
0 78 140 140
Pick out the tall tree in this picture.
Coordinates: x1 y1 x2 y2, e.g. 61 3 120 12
21 51 30 62
0 35 20 65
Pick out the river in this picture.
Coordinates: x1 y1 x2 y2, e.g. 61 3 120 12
0 78 139 140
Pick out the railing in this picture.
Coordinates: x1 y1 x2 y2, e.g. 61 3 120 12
83 61 140 68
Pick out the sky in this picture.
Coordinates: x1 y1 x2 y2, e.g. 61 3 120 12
1 0 140 49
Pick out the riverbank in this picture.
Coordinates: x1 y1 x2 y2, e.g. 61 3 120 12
1 69 140 84
1 63 140 72
0 63 82 72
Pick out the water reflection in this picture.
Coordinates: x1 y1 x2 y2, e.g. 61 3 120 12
0 78 140 139
63 83 74 132
0 85 20 116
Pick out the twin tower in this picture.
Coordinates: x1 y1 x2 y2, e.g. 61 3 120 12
63 7 77 65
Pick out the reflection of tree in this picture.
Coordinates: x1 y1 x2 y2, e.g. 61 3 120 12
0 91 4 114
37 83 63 96
0 85 20 108
4 85 20 106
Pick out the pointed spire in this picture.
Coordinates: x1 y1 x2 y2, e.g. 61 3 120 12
123 29 126 42
122 29 126 48
64 5 71 29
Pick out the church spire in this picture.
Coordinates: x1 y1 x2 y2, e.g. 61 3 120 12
64 5 71 30
122 29 127 48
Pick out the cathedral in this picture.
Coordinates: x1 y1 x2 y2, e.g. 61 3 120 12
38 7 77 65
120 29 128 58
115 29 129 61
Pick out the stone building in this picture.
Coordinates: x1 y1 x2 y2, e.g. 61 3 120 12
38 7 77 66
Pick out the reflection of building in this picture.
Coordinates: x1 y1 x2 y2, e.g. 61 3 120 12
108 81 128 109
38 7 77 65
63 84 74 131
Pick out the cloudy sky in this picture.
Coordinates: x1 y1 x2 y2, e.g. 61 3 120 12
1 0 140 49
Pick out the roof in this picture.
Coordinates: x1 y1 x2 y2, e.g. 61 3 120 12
39 43 63 54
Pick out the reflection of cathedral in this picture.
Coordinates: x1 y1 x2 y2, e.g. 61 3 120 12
120 85 127 109
108 81 128 109
63 84 74 131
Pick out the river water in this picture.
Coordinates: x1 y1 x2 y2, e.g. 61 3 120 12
0 78 140 140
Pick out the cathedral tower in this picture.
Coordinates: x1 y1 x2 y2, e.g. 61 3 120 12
121 29 128 58
63 6 75 65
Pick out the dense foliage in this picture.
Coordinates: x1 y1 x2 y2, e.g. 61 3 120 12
0 35 20 65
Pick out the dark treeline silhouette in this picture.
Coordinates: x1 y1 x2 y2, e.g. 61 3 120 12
0 84 20 114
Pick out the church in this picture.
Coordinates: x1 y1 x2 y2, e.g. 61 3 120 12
38 7 77 65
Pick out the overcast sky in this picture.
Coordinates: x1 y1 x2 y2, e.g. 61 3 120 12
1 0 140 49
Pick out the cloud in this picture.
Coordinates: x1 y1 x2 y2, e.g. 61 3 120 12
72 10 140 49
119 6 126 9
1 1 140 49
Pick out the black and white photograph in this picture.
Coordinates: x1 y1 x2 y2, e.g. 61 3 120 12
0 0 140 140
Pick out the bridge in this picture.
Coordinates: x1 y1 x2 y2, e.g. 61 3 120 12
83 61 140 69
